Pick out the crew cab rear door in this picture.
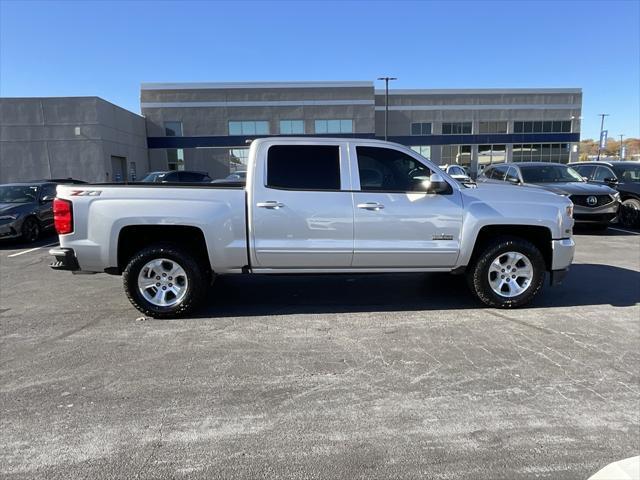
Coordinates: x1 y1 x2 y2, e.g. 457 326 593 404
249 142 354 268
350 144 463 268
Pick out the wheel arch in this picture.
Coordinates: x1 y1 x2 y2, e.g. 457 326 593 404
116 225 211 274
467 225 553 272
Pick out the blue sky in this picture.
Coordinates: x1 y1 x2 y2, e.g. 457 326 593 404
1 0 638 139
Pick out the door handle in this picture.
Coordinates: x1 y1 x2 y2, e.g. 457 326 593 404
357 202 384 210
256 201 285 209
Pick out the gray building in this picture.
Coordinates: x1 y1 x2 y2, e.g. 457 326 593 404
0 97 148 183
142 82 581 178
0 83 582 183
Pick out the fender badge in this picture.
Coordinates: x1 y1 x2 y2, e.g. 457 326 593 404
433 234 454 241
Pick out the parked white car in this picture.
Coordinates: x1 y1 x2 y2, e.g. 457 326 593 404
440 164 474 185
50 138 575 317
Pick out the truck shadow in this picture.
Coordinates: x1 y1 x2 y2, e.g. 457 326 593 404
194 263 639 318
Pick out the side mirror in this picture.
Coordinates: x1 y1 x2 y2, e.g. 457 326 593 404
603 177 618 185
425 173 450 194
506 177 520 184
582 176 589 181
41 195 55 203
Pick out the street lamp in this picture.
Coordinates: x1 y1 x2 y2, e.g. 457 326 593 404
619 134 625 159
378 77 397 141
596 113 609 161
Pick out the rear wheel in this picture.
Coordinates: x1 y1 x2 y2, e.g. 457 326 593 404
123 243 208 318
467 237 545 308
21 217 40 243
620 199 640 228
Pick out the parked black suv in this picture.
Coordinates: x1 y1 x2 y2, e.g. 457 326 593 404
140 171 212 183
569 161 640 228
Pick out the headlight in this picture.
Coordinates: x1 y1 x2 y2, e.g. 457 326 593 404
613 192 621 201
0 214 18 220
566 205 573 217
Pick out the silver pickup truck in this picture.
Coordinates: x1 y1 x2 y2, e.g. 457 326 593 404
50 138 575 317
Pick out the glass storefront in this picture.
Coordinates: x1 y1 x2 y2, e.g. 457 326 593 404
441 145 471 167
512 143 570 163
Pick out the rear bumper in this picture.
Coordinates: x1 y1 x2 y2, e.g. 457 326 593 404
49 247 80 271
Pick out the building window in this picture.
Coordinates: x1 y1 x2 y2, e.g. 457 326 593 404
441 145 472 167
512 143 570 162
167 149 185 170
513 121 571 134
410 146 431 158
279 120 305 135
164 121 183 137
442 122 472 135
478 145 507 165
229 121 270 135
479 121 508 134
314 119 353 134
410 122 432 135
229 148 250 172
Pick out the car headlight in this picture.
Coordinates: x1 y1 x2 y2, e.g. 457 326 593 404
0 214 18 220
566 205 573 218
612 192 621 201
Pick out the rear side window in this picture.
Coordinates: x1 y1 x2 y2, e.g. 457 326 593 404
267 145 340 190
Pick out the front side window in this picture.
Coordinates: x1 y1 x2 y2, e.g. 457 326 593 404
0 185 39 203
613 165 640 183
356 146 436 192
164 121 183 137
229 121 270 135
593 166 616 182
267 145 340 190
505 166 520 183
411 122 432 135
280 120 304 135
314 119 353 134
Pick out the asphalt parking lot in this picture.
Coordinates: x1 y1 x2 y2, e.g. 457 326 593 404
1 228 639 479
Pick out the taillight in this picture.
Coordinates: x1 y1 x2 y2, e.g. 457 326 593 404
53 198 73 234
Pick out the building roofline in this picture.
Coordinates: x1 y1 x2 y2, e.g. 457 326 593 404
0 96 144 118
374 88 582 95
141 81 374 90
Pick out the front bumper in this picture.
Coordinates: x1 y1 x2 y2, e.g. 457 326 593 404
551 238 575 271
0 219 22 239
573 202 620 224
49 247 80 271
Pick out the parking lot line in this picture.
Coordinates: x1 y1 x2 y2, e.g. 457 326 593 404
7 242 59 258
609 227 640 235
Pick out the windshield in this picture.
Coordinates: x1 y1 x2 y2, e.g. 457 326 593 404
520 165 584 183
0 185 39 203
613 165 640 183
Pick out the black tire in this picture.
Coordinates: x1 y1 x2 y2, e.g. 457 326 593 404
466 236 546 308
123 243 208 318
620 199 640 228
21 216 40 243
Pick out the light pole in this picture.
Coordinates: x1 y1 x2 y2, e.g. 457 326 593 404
619 134 624 159
596 113 609 161
377 77 397 141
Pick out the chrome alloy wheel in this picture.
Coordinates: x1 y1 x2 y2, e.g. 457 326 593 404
138 258 188 307
487 251 534 298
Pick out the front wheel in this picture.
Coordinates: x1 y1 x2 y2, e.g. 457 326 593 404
466 237 546 308
21 217 40 243
123 243 208 318
620 199 640 228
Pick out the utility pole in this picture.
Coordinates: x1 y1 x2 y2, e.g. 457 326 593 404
619 134 624 159
596 113 609 161
377 77 397 141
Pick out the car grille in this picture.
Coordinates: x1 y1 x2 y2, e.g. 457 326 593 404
569 194 615 208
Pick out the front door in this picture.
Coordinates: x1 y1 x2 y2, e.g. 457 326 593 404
251 143 354 268
351 145 463 268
